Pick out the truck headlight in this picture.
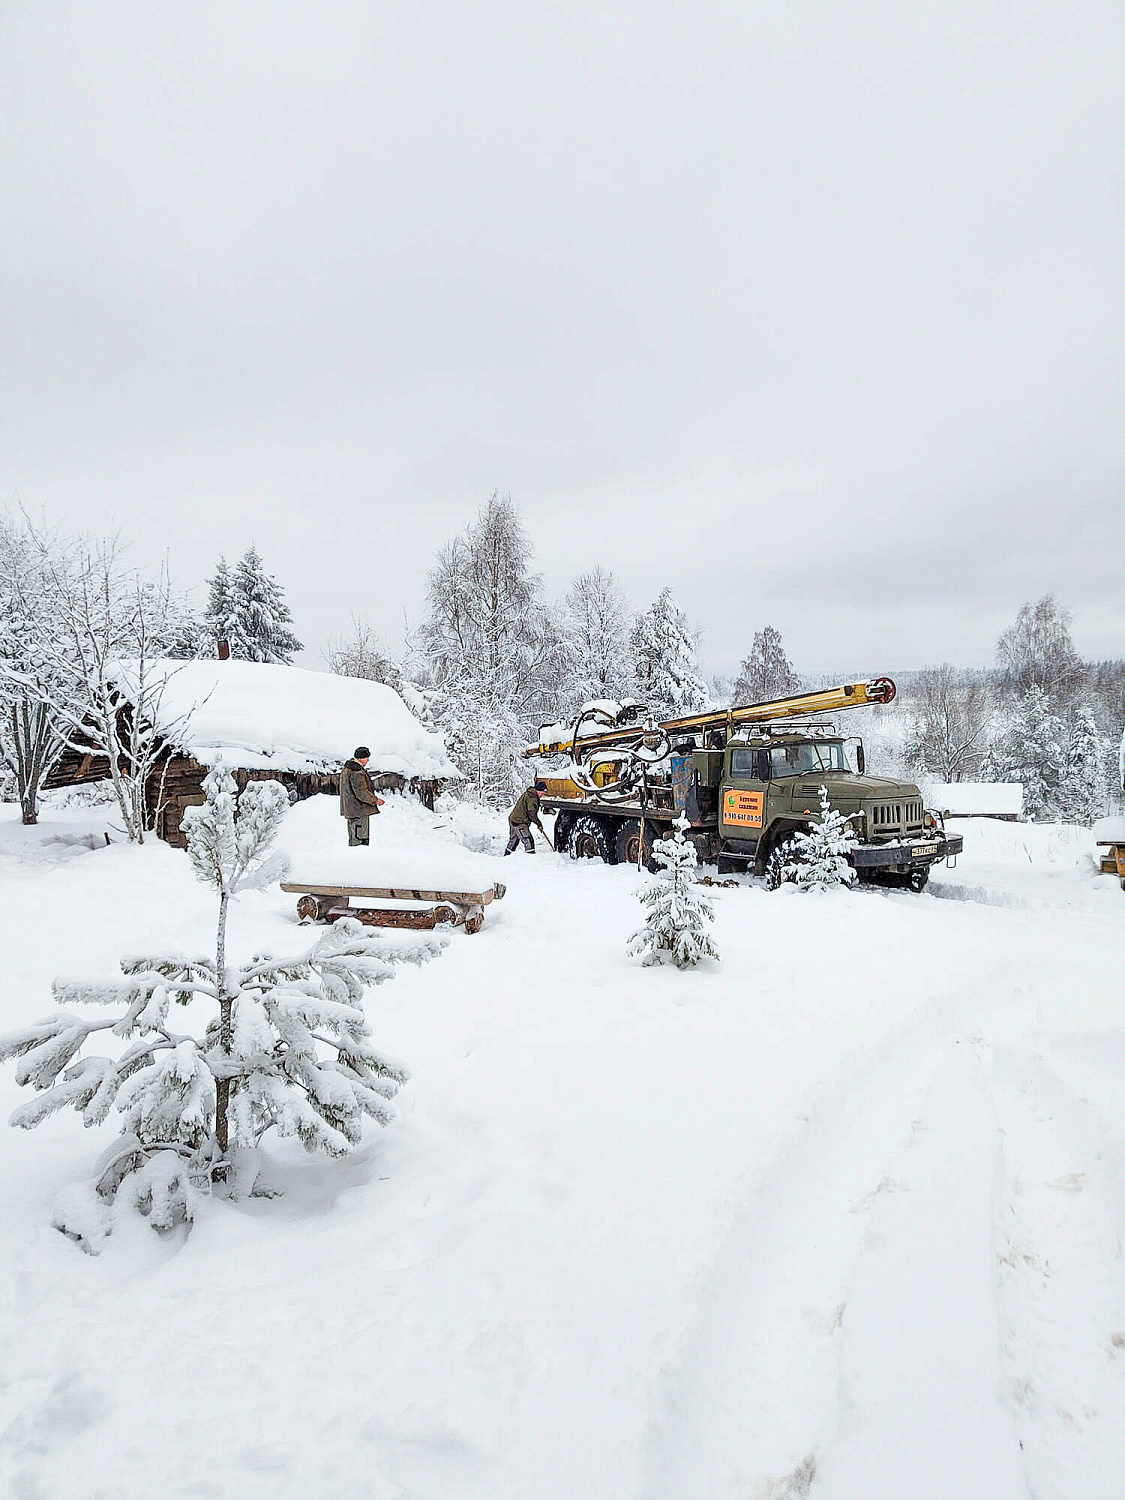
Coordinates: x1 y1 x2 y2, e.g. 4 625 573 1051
853 812 868 840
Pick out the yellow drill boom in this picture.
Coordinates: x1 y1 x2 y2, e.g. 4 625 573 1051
524 678 897 759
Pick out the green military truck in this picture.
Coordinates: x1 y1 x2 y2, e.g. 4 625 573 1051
525 679 962 891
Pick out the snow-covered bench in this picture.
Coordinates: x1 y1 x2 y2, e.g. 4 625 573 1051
282 879 506 934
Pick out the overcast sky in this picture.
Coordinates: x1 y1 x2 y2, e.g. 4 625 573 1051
2 0 1122 680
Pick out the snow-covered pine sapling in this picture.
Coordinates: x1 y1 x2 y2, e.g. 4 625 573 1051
0 761 442 1249
627 814 719 969
784 785 858 890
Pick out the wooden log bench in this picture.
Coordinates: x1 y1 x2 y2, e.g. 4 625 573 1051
281 880 506 934
1096 841 1125 889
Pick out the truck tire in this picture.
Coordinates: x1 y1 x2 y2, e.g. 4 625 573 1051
907 866 930 893
764 834 800 890
615 820 655 870
569 815 615 864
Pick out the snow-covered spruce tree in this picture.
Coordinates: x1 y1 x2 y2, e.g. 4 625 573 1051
629 587 708 719
203 556 234 650
1058 709 1110 826
627 815 718 969
982 685 1067 821
206 546 302 663
0 763 438 1248
784 785 858 890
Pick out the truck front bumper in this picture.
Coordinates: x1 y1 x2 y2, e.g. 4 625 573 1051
851 834 963 872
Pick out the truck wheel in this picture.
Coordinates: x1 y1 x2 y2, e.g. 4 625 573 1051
616 820 656 869
552 812 574 854
764 834 799 890
907 867 930 893
569 815 615 864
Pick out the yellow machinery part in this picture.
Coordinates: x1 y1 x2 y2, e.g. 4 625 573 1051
524 679 897 759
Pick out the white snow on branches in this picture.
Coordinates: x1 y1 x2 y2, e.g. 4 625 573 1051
628 816 719 969
0 759 444 1251
785 785 858 890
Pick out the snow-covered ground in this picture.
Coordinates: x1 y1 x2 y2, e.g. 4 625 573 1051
0 796 1122 1499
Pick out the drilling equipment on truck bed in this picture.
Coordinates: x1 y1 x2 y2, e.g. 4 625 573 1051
521 677 962 889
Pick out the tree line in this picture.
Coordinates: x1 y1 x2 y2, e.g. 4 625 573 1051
3 500 1122 826
896 596 1123 821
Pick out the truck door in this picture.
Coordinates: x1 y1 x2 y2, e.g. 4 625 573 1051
720 744 768 851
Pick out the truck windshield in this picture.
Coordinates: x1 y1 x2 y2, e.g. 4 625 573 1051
769 742 850 777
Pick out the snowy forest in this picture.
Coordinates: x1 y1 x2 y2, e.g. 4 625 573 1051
2 496 1121 829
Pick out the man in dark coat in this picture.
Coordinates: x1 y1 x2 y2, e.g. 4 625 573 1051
505 779 548 854
340 746 384 846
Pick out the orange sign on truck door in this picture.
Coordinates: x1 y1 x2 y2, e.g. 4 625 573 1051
722 788 764 829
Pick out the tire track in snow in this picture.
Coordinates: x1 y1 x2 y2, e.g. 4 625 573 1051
637 994 959 1500
989 1044 1125 1500
823 1044 1026 1499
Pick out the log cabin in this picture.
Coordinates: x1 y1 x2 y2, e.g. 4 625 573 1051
44 659 459 847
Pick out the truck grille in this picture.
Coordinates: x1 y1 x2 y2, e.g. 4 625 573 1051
869 799 925 837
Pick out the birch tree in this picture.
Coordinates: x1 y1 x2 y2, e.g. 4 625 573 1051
997 596 1084 704
325 617 404 690
27 535 196 842
0 518 72 824
903 665 992 783
732 625 799 705
415 493 569 801
563 565 633 708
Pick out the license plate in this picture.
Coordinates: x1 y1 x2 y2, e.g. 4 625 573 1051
911 843 939 858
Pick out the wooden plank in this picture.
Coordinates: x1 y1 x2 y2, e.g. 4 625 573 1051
327 906 456 930
281 881 502 906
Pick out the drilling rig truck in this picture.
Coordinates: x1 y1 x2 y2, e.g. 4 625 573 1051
522 678 962 890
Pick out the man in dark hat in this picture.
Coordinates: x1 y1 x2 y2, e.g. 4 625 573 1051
505 779 548 854
340 746 384 846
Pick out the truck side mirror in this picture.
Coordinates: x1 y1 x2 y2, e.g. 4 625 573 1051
856 742 865 774
755 749 770 781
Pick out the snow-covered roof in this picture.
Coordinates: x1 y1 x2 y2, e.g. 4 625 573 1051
921 781 1023 817
111 659 459 779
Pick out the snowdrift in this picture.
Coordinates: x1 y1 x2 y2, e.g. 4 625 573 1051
278 796 503 892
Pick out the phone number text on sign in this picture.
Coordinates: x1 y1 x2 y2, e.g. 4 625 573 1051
723 789 764 828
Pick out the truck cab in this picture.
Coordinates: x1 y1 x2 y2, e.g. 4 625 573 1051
692 729 959 888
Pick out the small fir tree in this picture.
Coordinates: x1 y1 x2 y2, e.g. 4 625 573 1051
0 762 439 1250
627 815 719 969
784 785 858 889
